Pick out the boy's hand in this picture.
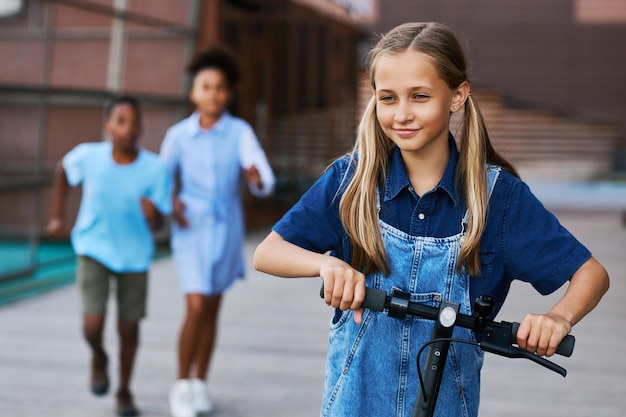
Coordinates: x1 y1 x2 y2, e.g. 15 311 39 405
140 197 156 218
141 197 163 230
320 259 366 324
46 217 69 238
173 196 189 228
243 165 262 189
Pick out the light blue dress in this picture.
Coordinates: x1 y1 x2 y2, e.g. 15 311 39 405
159 112 275 295
63 141 172 272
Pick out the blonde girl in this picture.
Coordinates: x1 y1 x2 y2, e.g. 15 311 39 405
254 22 608 417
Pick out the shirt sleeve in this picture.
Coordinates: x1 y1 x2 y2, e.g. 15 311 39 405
272 159 348 254
238 123 276 197
148 159 173 215
62 143 90 186
502 179 592 295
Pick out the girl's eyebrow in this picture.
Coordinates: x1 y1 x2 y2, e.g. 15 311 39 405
376 86 433 93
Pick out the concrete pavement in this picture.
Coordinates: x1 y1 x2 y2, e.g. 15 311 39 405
0 209 624 417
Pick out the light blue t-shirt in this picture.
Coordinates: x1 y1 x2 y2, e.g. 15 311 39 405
64 141 172 272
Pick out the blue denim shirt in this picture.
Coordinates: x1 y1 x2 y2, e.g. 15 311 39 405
273 136 591 319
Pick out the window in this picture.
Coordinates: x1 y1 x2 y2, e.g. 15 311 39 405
0 0 23 19
575 0 626 24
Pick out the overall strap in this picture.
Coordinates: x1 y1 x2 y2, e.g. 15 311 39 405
461 164 502 232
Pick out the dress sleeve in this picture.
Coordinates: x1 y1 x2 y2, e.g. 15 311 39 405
238 123 275 197
502 179 591 295
159 127 180 179
62 143 90 186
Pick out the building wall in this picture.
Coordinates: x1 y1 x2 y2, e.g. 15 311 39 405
214 0 364 222
366 0 626 161
0 0 201 278
0 0 365 279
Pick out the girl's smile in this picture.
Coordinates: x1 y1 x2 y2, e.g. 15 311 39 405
392 127 421 138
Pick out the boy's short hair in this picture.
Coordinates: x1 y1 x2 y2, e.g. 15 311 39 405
103 95 141 121
186 45 240 89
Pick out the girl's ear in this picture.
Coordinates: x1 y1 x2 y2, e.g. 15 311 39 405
450 81 470 113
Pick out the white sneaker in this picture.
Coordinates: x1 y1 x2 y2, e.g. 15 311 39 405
190 378 215 415
169 379 195 417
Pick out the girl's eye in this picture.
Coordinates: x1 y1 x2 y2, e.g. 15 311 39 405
413 94 429 100
379 96 395 102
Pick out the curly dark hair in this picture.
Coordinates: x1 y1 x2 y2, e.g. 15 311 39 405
186 45 241 89
103 95 141 121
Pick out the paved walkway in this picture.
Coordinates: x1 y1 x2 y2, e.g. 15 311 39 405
0 209 624 417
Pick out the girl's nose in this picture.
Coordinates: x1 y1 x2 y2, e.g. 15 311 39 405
393 102 414 123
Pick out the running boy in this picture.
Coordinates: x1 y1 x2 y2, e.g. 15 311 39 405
48 95 172 417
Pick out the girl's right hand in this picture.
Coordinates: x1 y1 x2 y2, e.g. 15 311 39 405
173 196 189 228
320 259 367 324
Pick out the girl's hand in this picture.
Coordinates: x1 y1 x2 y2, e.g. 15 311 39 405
243 165 262 188
46 217 68 238
173 196 189 228
320 259 367 324
516 312 572 357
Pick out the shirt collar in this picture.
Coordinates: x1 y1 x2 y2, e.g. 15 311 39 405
383 133 460 205
189 111 230 137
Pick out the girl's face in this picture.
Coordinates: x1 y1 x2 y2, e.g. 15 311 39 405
190 68 231 119
373 50 465 159
104 103 141 152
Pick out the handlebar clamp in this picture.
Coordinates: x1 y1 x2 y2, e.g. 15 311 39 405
388 289 411 319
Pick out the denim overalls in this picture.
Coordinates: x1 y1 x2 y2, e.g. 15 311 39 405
321 166 501 417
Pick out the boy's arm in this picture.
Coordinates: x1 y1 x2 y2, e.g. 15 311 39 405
140 197 164 231
47 161 71 237
143 160 174 231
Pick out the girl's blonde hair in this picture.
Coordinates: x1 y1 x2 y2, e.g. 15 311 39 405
339 22 518 276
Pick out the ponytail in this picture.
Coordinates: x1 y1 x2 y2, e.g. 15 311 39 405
456 95 518 275
339 95 392 276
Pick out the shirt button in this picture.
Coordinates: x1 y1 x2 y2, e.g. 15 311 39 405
418 213 425 220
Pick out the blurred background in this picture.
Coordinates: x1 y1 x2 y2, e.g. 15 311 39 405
1 0 625 304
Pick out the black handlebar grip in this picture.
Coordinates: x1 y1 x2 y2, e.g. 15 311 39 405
360 287 387 312
319 284 387 312
511 322 575 357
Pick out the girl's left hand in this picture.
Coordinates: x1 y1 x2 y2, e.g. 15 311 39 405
243 165 262 188
515 312 572 357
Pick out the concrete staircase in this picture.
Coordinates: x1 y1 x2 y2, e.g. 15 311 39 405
454 89 618 181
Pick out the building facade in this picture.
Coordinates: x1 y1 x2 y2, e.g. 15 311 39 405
365 0 626 175
0 0 374 281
